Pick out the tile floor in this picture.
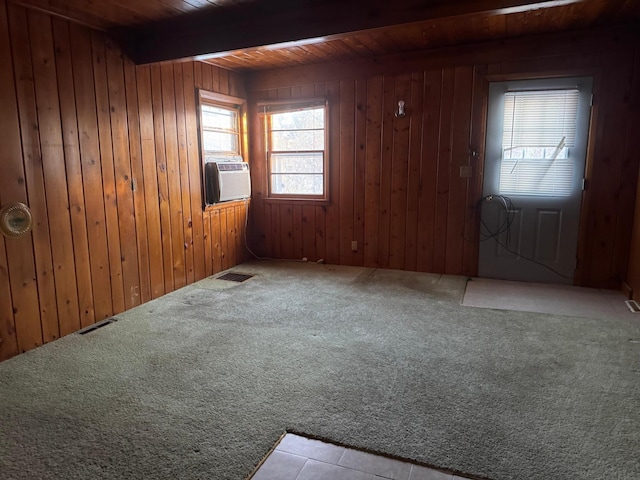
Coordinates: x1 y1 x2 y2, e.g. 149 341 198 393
462 277 635 320
250 434 473 480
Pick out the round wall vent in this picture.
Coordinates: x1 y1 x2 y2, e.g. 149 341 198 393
0 202 33 238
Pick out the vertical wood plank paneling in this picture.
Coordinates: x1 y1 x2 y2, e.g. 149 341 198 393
228 70 240 97
611 57 639 287
219 208 229 270
173 65 195 284
585 55 631 286
302 205 316 260
219 68 229 95
150 64 175 292
211 65 220 92
363 76 383 267
377 75 395 268
280 204 294 260
210 209 222 273
0 0 43 353
623 50 640 299
292 204 303 259
353 78 367 266
92 31 126 313
433 68 455 273
202 63 212 91
0 0 34 360
416 69 442 272
339 79 355 265
136 65 165 299
30 9 80 337
315 204 326 262
52 17 95 329
193 61 202 89
123 57 152 304
161 63 186 289
444 66 473 275
0 4 251 362
404 72 424 271
236 204 246 262
182 62 206 281
248 90 267 257
0 235 18 360
105 37 141 310
69 23 114 320
227 207 237 266
8 5 59 336
270 202 281 258
388 73 412 270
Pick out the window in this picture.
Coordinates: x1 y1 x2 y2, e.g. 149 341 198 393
201 104 240 157
262 100 328 201
499 89 579 197
198 90 246 207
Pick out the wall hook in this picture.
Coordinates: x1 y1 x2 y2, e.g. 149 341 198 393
395 100 406 118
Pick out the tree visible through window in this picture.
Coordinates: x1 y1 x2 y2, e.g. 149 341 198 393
264 102 328 200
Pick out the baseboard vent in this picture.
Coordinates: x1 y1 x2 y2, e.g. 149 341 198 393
624 300 640 313
77 318 117 335
217 272 253 283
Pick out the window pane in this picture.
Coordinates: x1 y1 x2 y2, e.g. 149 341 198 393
271 130 324 151
271 153 323 174
271 107 324 130
500 88 579 197
203 130 238 153
271 174 324 195
503 89 579 148
202 105 238 131
500 155 573 197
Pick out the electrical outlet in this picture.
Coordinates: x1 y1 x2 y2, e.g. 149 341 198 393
459 165 472 178
351 240 357 252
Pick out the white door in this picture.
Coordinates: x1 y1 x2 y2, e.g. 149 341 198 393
478 77 592 284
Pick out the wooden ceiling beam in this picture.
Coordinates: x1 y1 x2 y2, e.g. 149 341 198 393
120 0 587 64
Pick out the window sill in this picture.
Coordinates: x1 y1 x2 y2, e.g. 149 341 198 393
204 198 250 212
263 197 330 206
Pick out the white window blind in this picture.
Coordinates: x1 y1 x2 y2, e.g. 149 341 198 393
499 89 579 197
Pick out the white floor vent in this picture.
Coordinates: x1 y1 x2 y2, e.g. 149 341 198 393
624 300 640 313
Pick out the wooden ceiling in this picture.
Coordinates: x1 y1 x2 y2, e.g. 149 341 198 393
206 1 640 71
11 0 640 70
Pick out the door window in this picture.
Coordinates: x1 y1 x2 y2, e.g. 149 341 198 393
499 89 579 197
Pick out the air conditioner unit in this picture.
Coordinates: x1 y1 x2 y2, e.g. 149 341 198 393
204 161 251 205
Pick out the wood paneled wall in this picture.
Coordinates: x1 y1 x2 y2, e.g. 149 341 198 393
247 27 640 290
0 1 249 361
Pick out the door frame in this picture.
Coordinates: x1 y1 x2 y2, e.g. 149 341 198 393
471 68 601 285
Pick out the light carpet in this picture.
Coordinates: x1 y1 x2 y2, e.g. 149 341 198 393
0 261 639 480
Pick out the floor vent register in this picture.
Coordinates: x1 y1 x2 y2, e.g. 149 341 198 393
217 272 254 283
